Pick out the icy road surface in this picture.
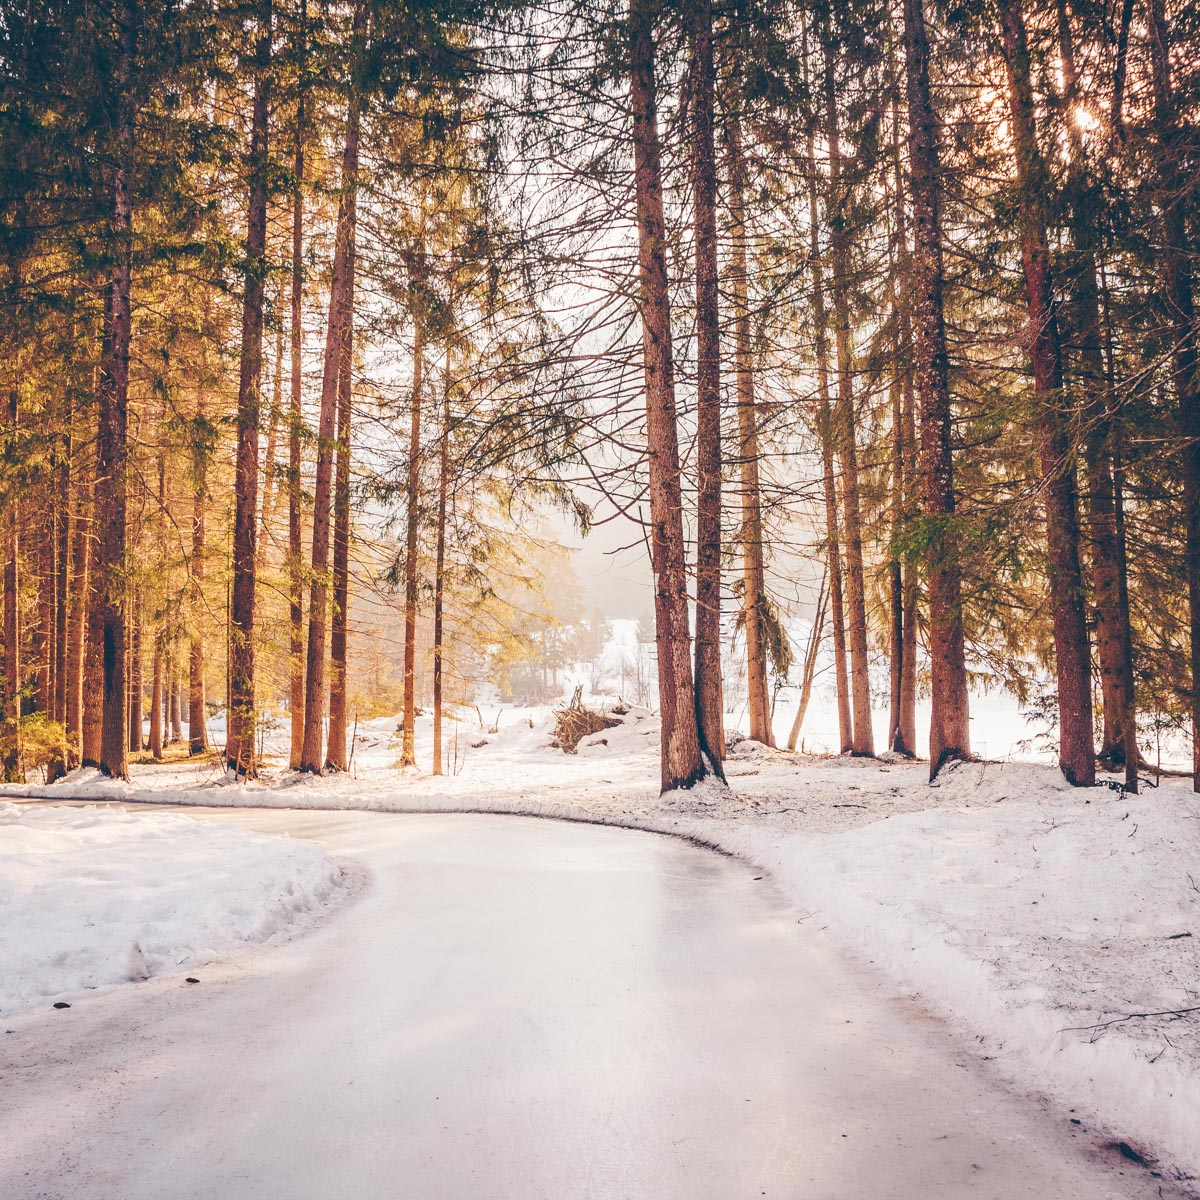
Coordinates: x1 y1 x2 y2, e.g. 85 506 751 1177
0 808 1178 1199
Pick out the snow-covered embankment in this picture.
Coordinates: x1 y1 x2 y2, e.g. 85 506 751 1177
0 802 342 1015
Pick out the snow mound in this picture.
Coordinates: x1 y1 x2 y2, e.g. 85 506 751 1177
0 802 342 1015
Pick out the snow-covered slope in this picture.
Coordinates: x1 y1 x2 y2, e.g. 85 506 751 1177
0 802 342 1015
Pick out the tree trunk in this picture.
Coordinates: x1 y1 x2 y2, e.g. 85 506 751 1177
54 436 69 723
787 569 828 751
629 0 706 792
822 30 874 757
902 0 971 776
432 355 450 776
690 0 727 763
257 315 283 572
169 655 182 744
225 0 271 777
66 448 90 759
999 0 1095 787
727 105 771 753
127 589 142 751
300 8 363 773
288 5 307 770
805 118 853 753
2 385 20 782
400 313 424 770
326 288 355 772
189 385 208 755
95 0 137 780
150 634 163 760
1055 0 1135 788
1147 0 1200 791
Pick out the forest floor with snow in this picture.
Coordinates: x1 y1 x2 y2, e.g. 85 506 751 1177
3 702 1199 1180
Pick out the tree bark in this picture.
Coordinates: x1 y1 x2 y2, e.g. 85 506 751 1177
400 312 424 770
287 0 307 770
727 104 770 753
902 0 971 776
326 286 355 772
432 353 450 776
66 446 90 759
1055 0 1135 788
821 29 874 757
805 118 853 753
127 589 142 751
787 568 828 751
149 635 163 760
1147 0 1200 791
690 0 727 763
189 384 208 755
2 385 20 782
94 0 137 780
225 0 272 777
999 0 1095 787
629 0 707 792
300 6 363 773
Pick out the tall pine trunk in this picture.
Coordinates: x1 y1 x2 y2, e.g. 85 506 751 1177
999 0 1094 787
65 445 90 759
805 120 853 753
299 11 362 773
728 106 771 752
1055 0 1136 789
287 0 307 770
189 385 208 754
2 384 20 781
400 313 424 769
432 358 450 776
95 0 137 780
822 30 874 757
225 0 272 776
1147 0 1200 791
690 0 726 763
902 0 971 776
326 291 355 771
629 0 706 792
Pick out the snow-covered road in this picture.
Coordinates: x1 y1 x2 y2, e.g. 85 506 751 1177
0 808 1180 1199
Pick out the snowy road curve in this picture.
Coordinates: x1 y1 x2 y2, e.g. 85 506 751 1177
0 808 1179 1199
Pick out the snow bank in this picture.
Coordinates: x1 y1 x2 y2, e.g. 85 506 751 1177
0 802 342 1015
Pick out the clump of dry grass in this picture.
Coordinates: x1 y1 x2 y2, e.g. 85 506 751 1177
552 685 620 754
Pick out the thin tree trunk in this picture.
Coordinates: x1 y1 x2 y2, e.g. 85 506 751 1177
149 635 163 760
257 314 283 572
66 448 90 759
902 0 971 776
1147 0 1200 791
432 353 450 776
54 435 69 723
690 0 726 763
400 313 424 770
999 0 1095 787
189 384 208 754
2 385 20 781
169 656 182 743
787 568 828 751
287 0 307 770
300 5 363 773
326 289 355 772
805 115 853 753
821 29 874 757
225 0 272 777
127 589 142 751
95 0 137 780
728 105 770 753
629 0 706 792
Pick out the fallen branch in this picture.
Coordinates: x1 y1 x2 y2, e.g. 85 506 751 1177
1060 1006 1200 1034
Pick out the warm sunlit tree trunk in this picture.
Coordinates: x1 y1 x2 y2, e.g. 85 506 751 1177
225 0 271 777
999 0 1094 787
902 0 970 777
300 12 363 773
400 313 424 770
630 0 706 792
432 357 450 776
1147 0 1200 792
690 0 726 765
